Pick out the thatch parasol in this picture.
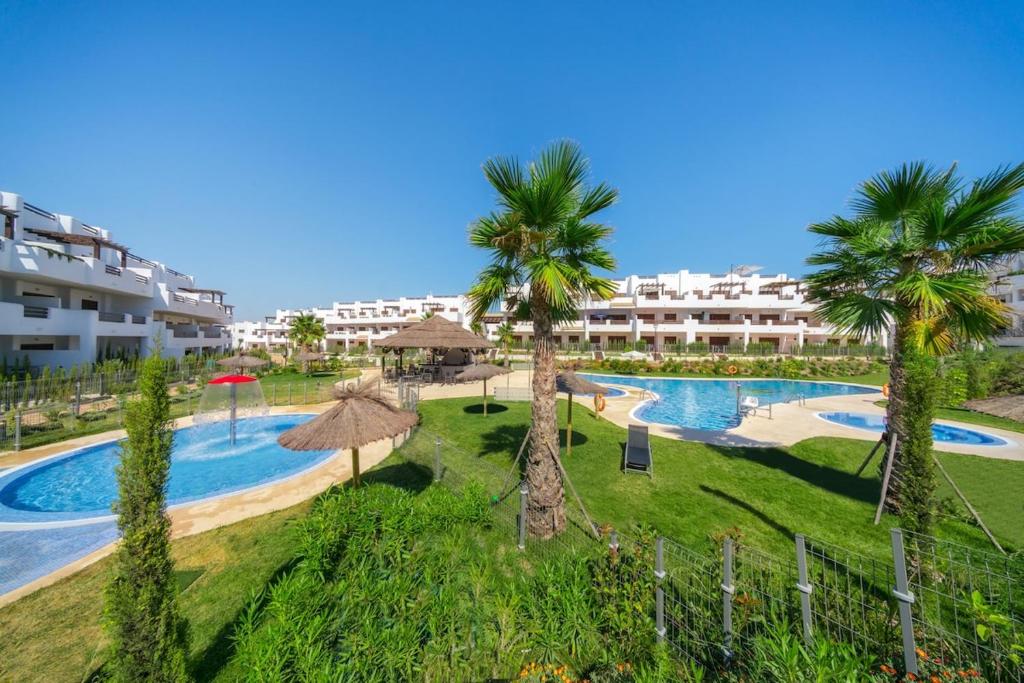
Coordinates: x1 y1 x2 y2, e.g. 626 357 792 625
277 381 418 487
556 371 608 456
378 315 494 351
217 354 269 375
294 350 325 362
963 396 1024 423
456 363 511 416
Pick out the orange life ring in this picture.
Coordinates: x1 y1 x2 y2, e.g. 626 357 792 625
882 383 890 398
594 394 606 412
727 365 738 375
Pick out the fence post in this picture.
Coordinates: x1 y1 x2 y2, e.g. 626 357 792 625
74 380 81 416
272 384 277 407
518 483 528 550
722 537 736 658
655 536 666 643
890 529 919 677
186 391 191 415
288 383 292 405
303 382 307 404
795 534 813 645
433 437 442 482
14 412 21 451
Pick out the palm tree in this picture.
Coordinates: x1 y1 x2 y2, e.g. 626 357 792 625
469 320 485 336
467 140 618 538
805 162 1024 531
289 314 326 372
495 321 515 367
420 310 435 321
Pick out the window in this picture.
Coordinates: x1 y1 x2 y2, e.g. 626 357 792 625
662 313 677 321
81 299 99 311
20 343 55 350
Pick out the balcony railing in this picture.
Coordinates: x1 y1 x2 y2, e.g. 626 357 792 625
23 305 49 319
131 314 146 325
104 264 122 276
98 311 126 323
134 273 150 284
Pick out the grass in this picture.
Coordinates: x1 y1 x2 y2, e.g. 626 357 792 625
2 391 1020 680
402 397 1024 555
0 499 313 683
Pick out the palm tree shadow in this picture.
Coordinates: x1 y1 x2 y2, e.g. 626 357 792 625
708 445 878 504
462 403 510 415
699 485 795 540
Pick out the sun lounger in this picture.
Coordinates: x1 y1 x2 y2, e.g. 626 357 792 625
623 424 653 478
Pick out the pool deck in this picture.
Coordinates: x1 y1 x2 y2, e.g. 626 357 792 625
2 369 1021 605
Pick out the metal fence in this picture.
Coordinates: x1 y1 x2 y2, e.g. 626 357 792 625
396 428 1024 680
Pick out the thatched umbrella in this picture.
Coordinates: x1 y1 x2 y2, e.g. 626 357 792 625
456 363 510 416
294 349 325 374
217 354 269 375
556 371 608 456
963 396 1024 423
277 381 418 487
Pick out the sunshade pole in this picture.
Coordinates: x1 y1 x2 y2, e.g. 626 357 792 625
351 447 361 488
483 378 488 416
566 392 574 457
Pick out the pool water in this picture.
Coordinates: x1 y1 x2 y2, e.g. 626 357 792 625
818 412 1007 446
579 374 875 431
0 414 334 519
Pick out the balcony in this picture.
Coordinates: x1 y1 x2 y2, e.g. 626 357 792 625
0 242 153 297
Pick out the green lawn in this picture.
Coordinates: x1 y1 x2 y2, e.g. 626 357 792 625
403 397 1023 556
0 499 313 683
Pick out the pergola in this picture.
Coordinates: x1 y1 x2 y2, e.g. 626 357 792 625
179 287 228 306
758 279 802 294
24 227 130 266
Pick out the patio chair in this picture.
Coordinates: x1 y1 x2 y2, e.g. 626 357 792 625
622 424 653 478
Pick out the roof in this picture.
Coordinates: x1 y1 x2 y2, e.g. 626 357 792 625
24 227 128 253
377 315 493 350
179 286 227 296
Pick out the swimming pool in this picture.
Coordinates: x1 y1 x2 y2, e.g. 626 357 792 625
0 414 334 523
817 412 1008 446
579 374 876 431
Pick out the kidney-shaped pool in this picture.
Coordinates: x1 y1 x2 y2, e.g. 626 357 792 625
0 414 334 524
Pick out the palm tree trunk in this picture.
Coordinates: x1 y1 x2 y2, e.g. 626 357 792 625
527 304 566 538
882 319 936 531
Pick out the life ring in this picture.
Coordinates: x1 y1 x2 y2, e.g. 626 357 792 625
727 365 738 375
882 383 890 398
594 394 606 412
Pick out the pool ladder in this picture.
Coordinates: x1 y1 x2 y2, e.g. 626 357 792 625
639 389 657 403
785 393 807 407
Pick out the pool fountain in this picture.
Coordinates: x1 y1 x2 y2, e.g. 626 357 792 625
193 374 270 445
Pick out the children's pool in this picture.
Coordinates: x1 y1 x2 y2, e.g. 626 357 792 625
817 412 1008 446
0 414 334 523
579 374 875 431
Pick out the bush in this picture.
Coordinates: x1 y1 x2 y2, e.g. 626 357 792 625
231 483 672 681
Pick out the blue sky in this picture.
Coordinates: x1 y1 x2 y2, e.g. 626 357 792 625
2 1 1023 320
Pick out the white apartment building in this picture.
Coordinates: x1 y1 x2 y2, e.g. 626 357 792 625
232 271 877 354
991 251 1024 347
231 295 468 352
0 190 233 369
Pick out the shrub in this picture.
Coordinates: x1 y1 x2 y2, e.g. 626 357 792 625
103 351 189 681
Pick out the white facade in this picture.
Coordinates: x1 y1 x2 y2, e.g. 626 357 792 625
232 271 877 354
230 295 468 352
991 252 1024 347
0 190 233 368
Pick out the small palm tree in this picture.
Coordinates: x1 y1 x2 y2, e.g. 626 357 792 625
420 310 435 321
495 321 515 367
469 320 485 336
805 161 1024 531
468 140 618 538
289 314 326 372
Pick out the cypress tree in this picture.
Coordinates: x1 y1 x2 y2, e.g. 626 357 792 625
104 350 189 681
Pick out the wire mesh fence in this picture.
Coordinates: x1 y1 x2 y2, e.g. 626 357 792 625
385 424 1023 679
903 531 1024 682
